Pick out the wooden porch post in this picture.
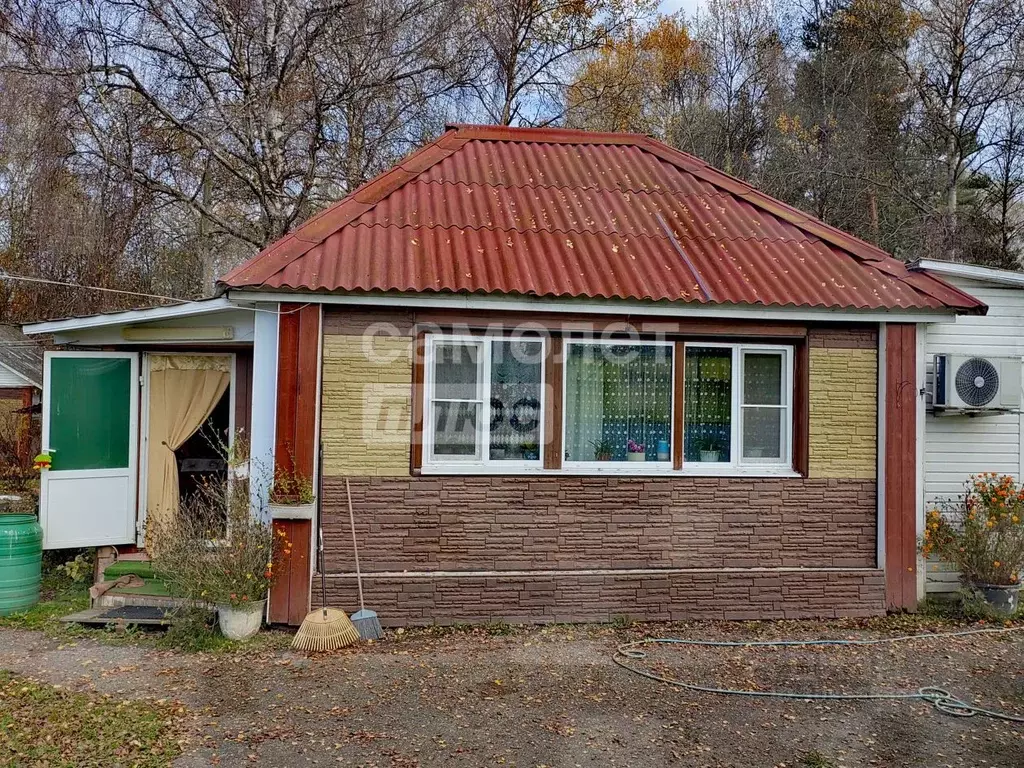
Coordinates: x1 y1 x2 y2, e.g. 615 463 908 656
884 323 918 611
269 303 321 626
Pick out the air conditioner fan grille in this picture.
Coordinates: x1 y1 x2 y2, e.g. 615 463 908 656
955 358 999 407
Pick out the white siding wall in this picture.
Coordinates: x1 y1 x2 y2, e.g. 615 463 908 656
924 275 1024 592
0 366 27 387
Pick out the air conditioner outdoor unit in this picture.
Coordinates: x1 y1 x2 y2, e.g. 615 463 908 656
933 354 1022 412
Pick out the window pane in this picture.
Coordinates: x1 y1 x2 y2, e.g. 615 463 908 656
433 343 480 400
685 347 732 462
489 339 543 461
742 406 783 460
564 344 672 462
744 353 783 405
432 401 480 457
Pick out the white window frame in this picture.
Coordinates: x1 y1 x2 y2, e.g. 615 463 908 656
561 338 676 472
682 342 793 472
423 334 547 470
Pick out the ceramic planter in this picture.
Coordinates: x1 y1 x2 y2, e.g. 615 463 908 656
974 583 1021 616
218 599 266 641
268 501 315 520
700 450 720 463
627 452 646 462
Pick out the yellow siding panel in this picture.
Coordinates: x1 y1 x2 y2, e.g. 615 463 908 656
808 347 877 479
321 335 413 476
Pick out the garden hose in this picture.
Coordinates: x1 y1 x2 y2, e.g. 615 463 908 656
614 626 1024 723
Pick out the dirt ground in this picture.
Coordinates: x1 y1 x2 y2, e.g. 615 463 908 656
1 620 1023 768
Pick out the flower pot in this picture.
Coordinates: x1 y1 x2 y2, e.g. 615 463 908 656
218 600 266 641
700 450 720 463
268 501 315 520
975 583 1021 616
627 452 646 462
596 452 613 462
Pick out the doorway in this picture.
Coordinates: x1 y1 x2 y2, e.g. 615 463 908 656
141 353 234 546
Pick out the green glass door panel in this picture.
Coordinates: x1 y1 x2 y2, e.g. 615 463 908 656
49 357 132 470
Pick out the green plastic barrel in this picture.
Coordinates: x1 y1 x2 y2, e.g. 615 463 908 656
0 515 43 616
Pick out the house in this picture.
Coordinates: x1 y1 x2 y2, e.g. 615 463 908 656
910 259 1024 597
23 125 986 626
0 325 43 469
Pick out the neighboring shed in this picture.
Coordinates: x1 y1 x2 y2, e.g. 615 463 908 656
0 325 43 467
915 260 1024 595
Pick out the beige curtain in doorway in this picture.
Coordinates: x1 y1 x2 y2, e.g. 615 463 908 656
145 355 230 545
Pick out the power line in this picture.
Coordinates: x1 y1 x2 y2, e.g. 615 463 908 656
0 272 188 304
0 271 312 318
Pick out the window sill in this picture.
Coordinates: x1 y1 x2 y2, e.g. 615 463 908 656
419 464 802 479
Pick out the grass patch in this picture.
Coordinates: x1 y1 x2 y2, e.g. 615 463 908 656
0 574 89 635
0 569 292 655
0 671 184 766
800 751 836 768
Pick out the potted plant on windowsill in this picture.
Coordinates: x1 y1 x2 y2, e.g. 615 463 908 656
699 439 721 463
590 438 614 462
268 468 315 520
627 439 646 462
520 441 540 461
921 473 1024 616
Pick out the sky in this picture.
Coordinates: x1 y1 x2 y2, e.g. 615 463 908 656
659 0 704 18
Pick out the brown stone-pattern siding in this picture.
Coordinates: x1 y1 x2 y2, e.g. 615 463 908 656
323 476 876 573
809 325 878 349
315 570 885 626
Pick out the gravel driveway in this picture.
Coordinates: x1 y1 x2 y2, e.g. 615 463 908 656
1 620 1022 767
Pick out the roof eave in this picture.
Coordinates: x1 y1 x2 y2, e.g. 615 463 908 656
912 258 1024 290
23 297 237 335
225 287 963 323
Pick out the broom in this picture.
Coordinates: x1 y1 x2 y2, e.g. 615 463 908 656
291 527 360 651
291 450 360 652
346 478 383 640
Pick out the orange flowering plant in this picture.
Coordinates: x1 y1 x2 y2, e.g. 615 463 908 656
150 476 291 609
921 473 1024 587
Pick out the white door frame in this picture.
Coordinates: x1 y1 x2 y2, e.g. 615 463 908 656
136 352 236 546
40 351 139 549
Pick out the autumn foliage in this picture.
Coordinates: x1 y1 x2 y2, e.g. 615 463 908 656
921 473 1024 587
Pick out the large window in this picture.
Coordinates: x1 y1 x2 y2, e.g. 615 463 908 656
684 344 792 467
421 334 795 474
563 342 673 465
425 336 545 466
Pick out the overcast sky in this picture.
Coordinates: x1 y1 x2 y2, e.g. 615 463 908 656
659 0 704 18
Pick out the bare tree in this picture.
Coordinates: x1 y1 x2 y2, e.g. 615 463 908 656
473 0 648 126
2 0 473 272
687 0 787 177
903 0 1023 254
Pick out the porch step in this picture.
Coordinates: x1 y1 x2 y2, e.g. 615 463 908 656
103 560 156 580
96 591 188 610
61 605 172 626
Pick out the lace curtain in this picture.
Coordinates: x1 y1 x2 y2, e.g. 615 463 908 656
564 344 672 461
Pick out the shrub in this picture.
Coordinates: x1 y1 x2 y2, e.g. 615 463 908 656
269 466 314 505
148 478 289 609
55 552 94 584
921 473 1024 587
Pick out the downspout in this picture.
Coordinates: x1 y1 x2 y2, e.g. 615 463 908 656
876 323 887 572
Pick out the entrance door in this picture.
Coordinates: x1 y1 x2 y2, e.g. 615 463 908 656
40 352 139 549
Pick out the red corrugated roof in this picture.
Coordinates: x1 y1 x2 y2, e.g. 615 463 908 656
220 125 984 314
